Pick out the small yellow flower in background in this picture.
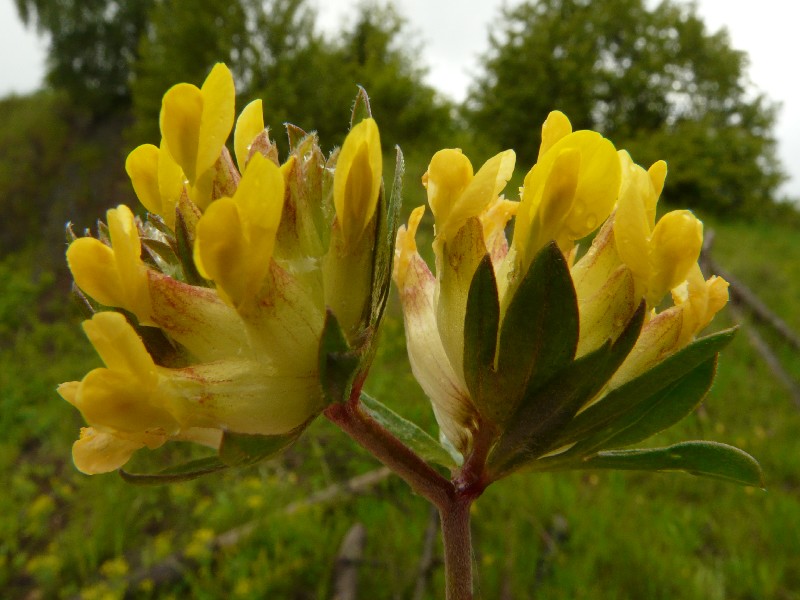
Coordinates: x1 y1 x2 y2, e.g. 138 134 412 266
394 110 729 473
61 64 394 476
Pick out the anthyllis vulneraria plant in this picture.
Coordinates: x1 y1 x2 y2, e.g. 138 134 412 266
60 64 762 599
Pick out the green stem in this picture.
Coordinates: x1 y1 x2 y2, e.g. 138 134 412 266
325 397 486 599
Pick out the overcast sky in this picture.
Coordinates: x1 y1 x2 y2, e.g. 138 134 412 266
2 0 798 198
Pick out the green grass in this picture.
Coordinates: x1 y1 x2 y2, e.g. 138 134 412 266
2 210 800 599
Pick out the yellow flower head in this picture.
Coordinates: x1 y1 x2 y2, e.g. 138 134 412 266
394 111 728 464
62 66 392 474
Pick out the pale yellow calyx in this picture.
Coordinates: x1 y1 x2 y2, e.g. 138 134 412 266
66 204 152 323
160 63 235 187
480 198 519 266
333 117 382 248
234 99 265 172
393 205 426 288
194 153 285 309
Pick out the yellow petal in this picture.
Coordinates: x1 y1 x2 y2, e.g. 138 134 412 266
424 149 473 233
76 368 178 434
442 149 515 241
159 64 235 185
194 197 247 306
72 427 146 475
648 160 668 201
194 154 285 308
516 127 619 267
160 82 203 182
82 311 156 379
538 110 573 159
521 147 581 257
157 139 185 229
126 144 161 216
647 210 703 306
234 99 265 172
235 153 285 237
555 131 620 239
614 153 653 283
333 118 382 247
197 63 236 177
108 205 151 319
67 237 125 308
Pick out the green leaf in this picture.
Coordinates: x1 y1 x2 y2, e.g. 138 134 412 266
119 456 227 486
578 357 718 453
219 424 308 467
286 123 310 153
555 328 736 448
488 341 613 478
579 441 764 487
350 85 373 128
175 201 207 287
319 310 360 404
486 304 645 478
463 254 501 420
495 242 579 414
360 393 459 468
368 146 403 330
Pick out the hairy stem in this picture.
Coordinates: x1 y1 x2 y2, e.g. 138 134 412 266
440 498 474 600
324 401 453 509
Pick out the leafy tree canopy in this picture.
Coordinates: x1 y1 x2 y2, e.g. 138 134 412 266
15 0 156 114
466 0 787 216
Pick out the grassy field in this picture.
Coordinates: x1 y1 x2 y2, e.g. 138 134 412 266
2 189 800 598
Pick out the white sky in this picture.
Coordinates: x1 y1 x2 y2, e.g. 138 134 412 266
1 0 798 198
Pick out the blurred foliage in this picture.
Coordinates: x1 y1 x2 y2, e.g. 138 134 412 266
0 92 135 256
2 214 800 598
128 0 455 156
128 0 250 144
466 0 788 217
14 0 156 115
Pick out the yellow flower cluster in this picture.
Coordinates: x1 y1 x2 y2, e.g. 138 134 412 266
393 111 728 457
60 64 384 474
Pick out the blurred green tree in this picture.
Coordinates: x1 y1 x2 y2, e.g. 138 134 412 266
14 0 156 114
129 0 249 143
250 1 455 155
466 0 787 216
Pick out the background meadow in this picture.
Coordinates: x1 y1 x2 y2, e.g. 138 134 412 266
2 1 800 598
